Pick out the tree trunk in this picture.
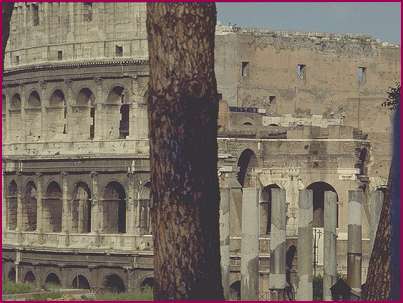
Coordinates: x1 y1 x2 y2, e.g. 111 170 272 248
2 2 14 65
146 3 223 300
362 172 391 299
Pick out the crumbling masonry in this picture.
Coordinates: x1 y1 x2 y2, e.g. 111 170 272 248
2 3 400 297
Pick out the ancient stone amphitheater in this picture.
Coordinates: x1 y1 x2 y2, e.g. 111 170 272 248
2 2 400 299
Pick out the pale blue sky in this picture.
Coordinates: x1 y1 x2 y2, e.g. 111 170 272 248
217 2 401 44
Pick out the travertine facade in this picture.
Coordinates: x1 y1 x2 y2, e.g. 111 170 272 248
2 2 400 298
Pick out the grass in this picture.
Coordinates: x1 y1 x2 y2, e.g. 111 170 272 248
82 288 153 301
2 281 35 294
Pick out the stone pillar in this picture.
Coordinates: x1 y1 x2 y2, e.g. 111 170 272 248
219 186 231 299
36 173 43 233
61 172 70 233
369 190 384 253
64 79 74 141
94 78 105 140
296 189 313 300
19 87 26 143
39 80 47 141
16 172 23 232
4 93 9 143
126 173 136 234
2 170 6 234
77 197 84 233
323 191 337 300
15 251 22 283
90 172 101 232
269 188 287 299
241 187 259 300
347 189 363 296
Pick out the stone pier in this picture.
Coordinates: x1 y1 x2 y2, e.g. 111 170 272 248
347 189 363 296
269 188 287 300
296 189 313 300
323 191 337 300
241 187 260 300
219 186 231 299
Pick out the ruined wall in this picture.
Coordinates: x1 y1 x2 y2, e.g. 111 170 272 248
215 26 400 183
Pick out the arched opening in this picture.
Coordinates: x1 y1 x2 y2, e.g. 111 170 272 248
71 183 92 233
22 182 37 231
72 274 90 289
24 271 36 284
140 277 154 292
103 182 126 233
119 104 130 139
7 181 18 231
260 184 281 235
76 88 95 140
44 182 63 233
48 90 67 138
9 94 22 142
232 149 258 236
105 86 129 139
103 274 126 293
306 182 338 228
237 149 258 188
26 91 42 141
229 280 241 300
45 273 61 288
243 121 253 126
8 268 16 282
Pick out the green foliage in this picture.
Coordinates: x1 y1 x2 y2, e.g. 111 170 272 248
43 282 61 291
29 292 63 300
2 281 35 294
84 287 153 301
313 275 323 301
382 82 400 111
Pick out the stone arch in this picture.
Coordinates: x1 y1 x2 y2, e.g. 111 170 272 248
140 276 154 291
102 181 126 233
25 91 42 140
71 182 92 233
103 273 126 293
237 148 258 188
44 181 63 232
48 89 67 138
7 180 18 231
8 268 16 282
260 184 281 235
76 88 95 140
72 274 90 289
306 182 338 228
22 181 37 231
45 272 61 287
229 280 241 300
105 86 130 139
24 271 36 284
9 93 22 142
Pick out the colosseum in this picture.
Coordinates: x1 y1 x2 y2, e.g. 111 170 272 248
2 2 400 299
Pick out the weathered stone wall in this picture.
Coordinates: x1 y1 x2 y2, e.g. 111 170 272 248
5 3 147 68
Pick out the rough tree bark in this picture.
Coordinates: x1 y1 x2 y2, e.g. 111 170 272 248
362 175 391 300
146 3 223 300
2 2 14 65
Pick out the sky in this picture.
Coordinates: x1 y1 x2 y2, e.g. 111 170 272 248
217 2 401 44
